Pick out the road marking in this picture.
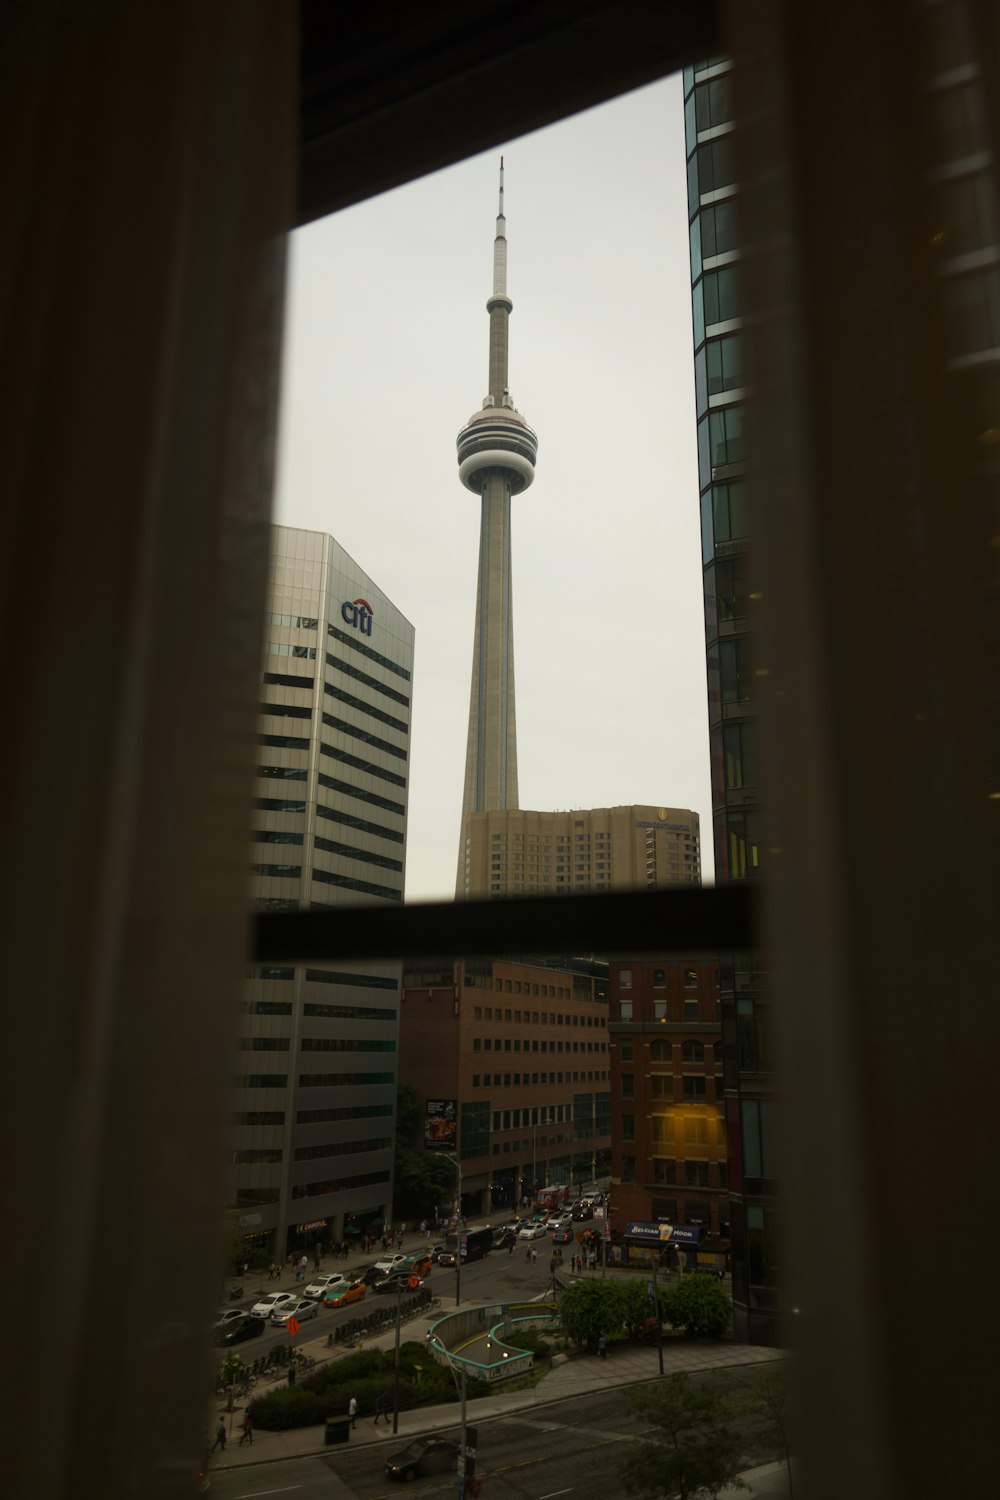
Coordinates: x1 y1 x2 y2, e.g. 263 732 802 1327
234 1487 301 1498
540 1489 574 1498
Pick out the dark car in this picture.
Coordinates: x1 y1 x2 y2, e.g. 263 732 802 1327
552 1227 575 1245
571 1204 593 1220
495 1229 518 1249
372 1270 424 1295
429 1243 448 1263
215 1314 266 1346
385 1436 460 1482
356 1264 390 1287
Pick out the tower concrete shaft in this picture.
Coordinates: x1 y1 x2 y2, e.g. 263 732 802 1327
456 161 538 891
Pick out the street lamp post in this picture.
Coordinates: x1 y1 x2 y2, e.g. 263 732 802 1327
442 1152 463 1306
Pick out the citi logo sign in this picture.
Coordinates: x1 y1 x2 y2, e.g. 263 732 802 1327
341 598 374 636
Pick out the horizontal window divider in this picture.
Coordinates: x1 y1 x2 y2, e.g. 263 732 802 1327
254 885 755 963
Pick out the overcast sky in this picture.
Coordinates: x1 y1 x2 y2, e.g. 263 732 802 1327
273 74 712 903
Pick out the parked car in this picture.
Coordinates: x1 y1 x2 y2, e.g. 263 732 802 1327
270 1297 318 1327
215 1314 266 1346
384 1436 460 1482
303 1272 350 1301
250 1291 297 1319
518 1222 547 1241
324 1278 367 1309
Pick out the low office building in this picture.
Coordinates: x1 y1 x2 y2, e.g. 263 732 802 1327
230 525 414 1262
460 804 701 899
607 958 728 1252
400 956 612 1214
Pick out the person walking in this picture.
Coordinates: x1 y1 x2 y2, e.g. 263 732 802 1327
598 1333 607 1360
373 1392 389 1426
531 1247 538 1264
525 1245 531 1262
239 1413 253 1446
348 1395 358 1429
211 1419 227 1453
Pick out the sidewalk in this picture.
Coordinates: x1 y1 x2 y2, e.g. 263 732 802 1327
210 1309 786 1474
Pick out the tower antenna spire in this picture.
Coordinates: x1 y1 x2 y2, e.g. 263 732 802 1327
455 162 539 889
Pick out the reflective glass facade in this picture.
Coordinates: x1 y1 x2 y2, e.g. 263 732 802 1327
230 526 414 1258
684 59 778 1343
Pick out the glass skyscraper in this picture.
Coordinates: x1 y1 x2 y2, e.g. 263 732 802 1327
683 57 778 1344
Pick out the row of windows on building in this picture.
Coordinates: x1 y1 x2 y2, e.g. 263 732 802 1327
258 764 407 822
251 864 402 903
620 1158 728 1188
234 1104 393 1126
262 702 408 764
233 1165 391 1208
258 735 407 791
472 1004 605 1024
489 831 697 844
239 1038 396 1052
256 798 405 846
471 1069 608 1088
235 1072 397 1089
618 1039 721 1066
252 830 404 874
247 966 397 990
262 670 410 736
233 1135 392 1166
620 1105 723 1143
263 647 411 708
472 1038 607 1056
265 612 411 684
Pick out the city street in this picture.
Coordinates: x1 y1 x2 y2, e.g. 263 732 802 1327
219 1249 560 1365
209 1386 668 1500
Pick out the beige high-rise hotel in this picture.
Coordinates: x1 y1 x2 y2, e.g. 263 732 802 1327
461 805 701 900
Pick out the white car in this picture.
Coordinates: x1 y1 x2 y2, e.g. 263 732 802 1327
250 1291 297 1319
303 1273 350 1301
518 1223 547 1241
373 1254 408 1275
546 1211 573 1230
270 1297 318 1327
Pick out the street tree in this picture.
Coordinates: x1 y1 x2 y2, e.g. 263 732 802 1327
392 1084 457 1220
621 1375 748 1500
727 1362 795 1497
557 1278 623 1348
661 1272 732 1338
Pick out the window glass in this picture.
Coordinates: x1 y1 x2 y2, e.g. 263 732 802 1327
694 345 708 416
693 136 735 197
703 266 739 326
715 554 749 623
700 487 714 565
692 279 705 347
706 332 743 395
697 415 711 490
713 480 749 544
702 198 739 259
709 404 745 469
687 149 699 212
684 90 697 153
719 637 753 705
694 74 734 132
689 211 702 281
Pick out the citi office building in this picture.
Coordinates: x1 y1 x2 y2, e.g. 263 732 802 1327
232 525 414 1259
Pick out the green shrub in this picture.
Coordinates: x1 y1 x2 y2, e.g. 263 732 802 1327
660 1273 732 1339
508 1329 552 1361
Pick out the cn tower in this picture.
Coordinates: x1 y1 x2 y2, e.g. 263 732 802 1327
456 159 538 890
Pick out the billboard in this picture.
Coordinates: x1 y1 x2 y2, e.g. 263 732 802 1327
424 1098 458 1151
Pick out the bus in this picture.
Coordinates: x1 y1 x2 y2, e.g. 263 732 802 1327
443 1224 493 1264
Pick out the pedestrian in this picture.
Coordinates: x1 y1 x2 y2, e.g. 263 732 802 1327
348 1395 358 1429
525 1245 531 1262
508 1239 514 1256
211 1419 227 1453
531 1248 538 1264
373 1392 389 1425
598 1333 607 1360
239 1412 253 1446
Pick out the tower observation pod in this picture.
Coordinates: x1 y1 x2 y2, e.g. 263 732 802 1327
456 160 538 891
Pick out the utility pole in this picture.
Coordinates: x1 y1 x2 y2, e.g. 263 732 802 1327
650 1254 665 1377
392 1277 403 1434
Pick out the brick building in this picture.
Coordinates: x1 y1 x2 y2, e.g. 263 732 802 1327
400 955 611 1215
607 958 728 1241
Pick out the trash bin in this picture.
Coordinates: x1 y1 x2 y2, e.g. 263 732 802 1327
325 1417 351 1447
